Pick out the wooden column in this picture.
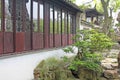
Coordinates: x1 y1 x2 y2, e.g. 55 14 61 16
0 0 4 54
30 0 33 50
13 0 16 53
44 2 49 48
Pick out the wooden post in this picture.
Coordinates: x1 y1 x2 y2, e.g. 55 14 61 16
44 2 49 48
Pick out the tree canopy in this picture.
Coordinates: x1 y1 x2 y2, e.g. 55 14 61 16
94 0 120 34
70 0 76 3
75 0 120 35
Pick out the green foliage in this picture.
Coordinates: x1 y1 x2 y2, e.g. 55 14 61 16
35 57 76 80
84 53 103 63
70 0 76 3
73 29 114 54
44 57 61 68
40 19 44 32
64 29 114 73
33 19 44 32
63 47 73 53
68 53 103 72
78 4 92 10
61 56 69 62
69 60 102 72
116 23 120 27
93 0 103 13
78 0 120 35
50 18 68 34
110 0 120 12
93 0 120 13
50 19 53 33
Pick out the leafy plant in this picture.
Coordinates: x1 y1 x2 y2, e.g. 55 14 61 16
71 29 114 58
68 53 103 72
64 29 114 72
61 56 69 62
69 60 102 72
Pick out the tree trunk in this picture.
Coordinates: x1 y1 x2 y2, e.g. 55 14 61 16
101 0 111 35
117 12 120 23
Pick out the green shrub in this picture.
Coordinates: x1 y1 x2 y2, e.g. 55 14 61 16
34 57 76 80
68 53 102 72
64 29 114 73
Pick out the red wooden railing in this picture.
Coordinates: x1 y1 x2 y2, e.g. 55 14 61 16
4 32 14 53
15 32 25 52
0 32 3 54
32 32 44 50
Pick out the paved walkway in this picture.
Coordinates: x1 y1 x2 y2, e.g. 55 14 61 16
0 49 75 80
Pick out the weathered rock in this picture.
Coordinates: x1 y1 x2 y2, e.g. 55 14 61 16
101 58 118 70
66 78 78 80
117 52 120 68
113 79 120 80
111 63 118 69
101 58 117 63
55 70 68 80
34 50 120 80
112 44 120 51
104 70 119 79
44 71 55 80
101 63 113 70
34 58 76 80
107 79 120 80
78 68 100 80
34 69 40 80
99 77 107 80
118 74 120 79
117 69 120 74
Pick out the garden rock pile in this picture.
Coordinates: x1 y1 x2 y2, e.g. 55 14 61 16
33 58 77 80
33 50 120 80
100 49 120 80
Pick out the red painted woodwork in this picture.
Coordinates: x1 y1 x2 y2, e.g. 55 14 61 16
68 34 73 45
44 3 49 48
4 32 14 53
49 34 53 48
0 32 3 54
32 32 43 50
15 32 25 52
39 33 44 49
73 34 75 43
55 34 61 47
62 34 67 46
0 0 77 56
25 32 31 51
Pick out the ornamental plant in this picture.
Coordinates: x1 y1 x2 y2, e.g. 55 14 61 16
64 29 114 72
